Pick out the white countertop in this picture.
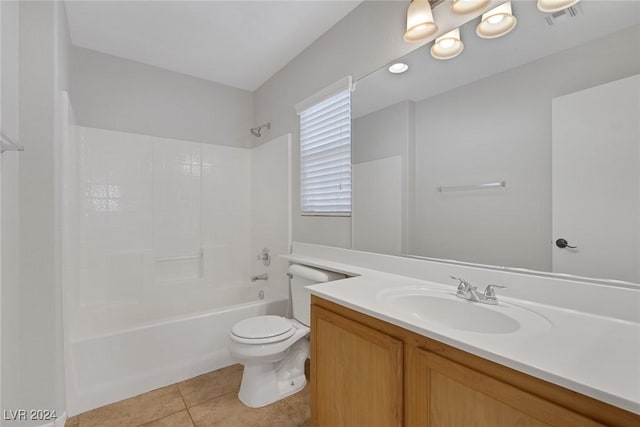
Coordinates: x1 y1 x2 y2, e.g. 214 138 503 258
283 253 640 415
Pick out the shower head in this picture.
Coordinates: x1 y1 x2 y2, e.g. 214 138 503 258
250 123 271 137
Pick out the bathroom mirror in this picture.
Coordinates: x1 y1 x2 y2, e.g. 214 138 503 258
351 0 640 284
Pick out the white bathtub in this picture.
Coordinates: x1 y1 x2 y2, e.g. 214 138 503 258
65 285 288 416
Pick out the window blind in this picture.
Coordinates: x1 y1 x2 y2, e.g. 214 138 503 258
300 88 352 215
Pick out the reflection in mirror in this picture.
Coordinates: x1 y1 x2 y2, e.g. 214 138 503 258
351 0 640 284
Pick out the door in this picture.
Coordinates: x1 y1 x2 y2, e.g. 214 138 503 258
552 75 640 282
311 305 403 427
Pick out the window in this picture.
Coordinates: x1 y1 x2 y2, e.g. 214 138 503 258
297 78 352 216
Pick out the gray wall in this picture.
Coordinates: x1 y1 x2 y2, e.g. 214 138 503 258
412 26 640 271
2 1 72 424
18 1 57 416
352 100 415 253
1 0 21 417
253 1 429 248
353 101 413 165
71 47 254 148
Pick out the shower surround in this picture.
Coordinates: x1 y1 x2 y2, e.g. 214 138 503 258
62 123 291 415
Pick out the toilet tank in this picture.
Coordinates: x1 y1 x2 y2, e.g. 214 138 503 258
288 264 346 326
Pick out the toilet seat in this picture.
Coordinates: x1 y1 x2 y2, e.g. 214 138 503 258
230 315 295 344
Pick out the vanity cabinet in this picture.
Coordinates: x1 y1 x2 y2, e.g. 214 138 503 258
407 347 602 427
311 305 403 427
310 296 640 427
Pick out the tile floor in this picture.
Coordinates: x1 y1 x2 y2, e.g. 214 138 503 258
65 365 310 427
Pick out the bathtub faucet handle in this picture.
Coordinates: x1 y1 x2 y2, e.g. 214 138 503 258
251 273 269 282
257 248 271 266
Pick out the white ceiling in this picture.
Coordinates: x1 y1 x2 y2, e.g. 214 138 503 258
353 0 640 118
65 0 362 91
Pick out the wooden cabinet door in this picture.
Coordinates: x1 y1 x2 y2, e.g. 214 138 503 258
311 305 403 427
406 347 605 427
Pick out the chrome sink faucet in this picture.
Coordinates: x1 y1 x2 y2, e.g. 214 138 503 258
450 276 506 305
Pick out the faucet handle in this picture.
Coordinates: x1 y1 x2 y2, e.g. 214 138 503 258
450 276 471 291
483 284 506 301
450 275 463 284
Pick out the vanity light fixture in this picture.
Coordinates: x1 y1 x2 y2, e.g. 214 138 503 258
537 0 581 13
388 63 409 74
431 28 464 60
476 1 517 39
404 0 438 42
451 0 491 14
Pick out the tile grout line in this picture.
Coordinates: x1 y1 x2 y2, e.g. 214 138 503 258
188 390 238 411
177 386 198 427
135 408 185 427
130 385 187 427
75 387 186 427
75 367 247 427
72 368 245 427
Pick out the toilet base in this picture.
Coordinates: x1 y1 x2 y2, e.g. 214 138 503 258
237 338 309 408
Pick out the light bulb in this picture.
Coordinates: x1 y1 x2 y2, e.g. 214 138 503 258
404 0 438 42
477 1 517 39
439 39 456 49
431 28 464 60
537 0 581 13
488 14 505 24
451 0 491 14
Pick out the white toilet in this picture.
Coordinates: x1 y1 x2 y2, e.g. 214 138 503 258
229 264 345 408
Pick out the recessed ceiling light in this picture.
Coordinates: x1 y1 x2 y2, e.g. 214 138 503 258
388 63 409 74
431 28 464 60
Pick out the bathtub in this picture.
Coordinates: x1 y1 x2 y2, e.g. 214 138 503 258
65 285 288 416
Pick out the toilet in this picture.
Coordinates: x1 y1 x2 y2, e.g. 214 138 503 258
229 264 345 408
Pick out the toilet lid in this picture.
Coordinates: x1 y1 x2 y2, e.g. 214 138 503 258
231 315 294 342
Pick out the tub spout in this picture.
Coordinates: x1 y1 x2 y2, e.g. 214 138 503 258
251 273 268 282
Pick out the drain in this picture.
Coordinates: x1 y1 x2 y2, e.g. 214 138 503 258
258 290 265 300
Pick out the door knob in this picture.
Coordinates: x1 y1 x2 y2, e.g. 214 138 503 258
556 238 577 249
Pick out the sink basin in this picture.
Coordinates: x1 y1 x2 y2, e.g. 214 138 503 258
378 287 551 335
